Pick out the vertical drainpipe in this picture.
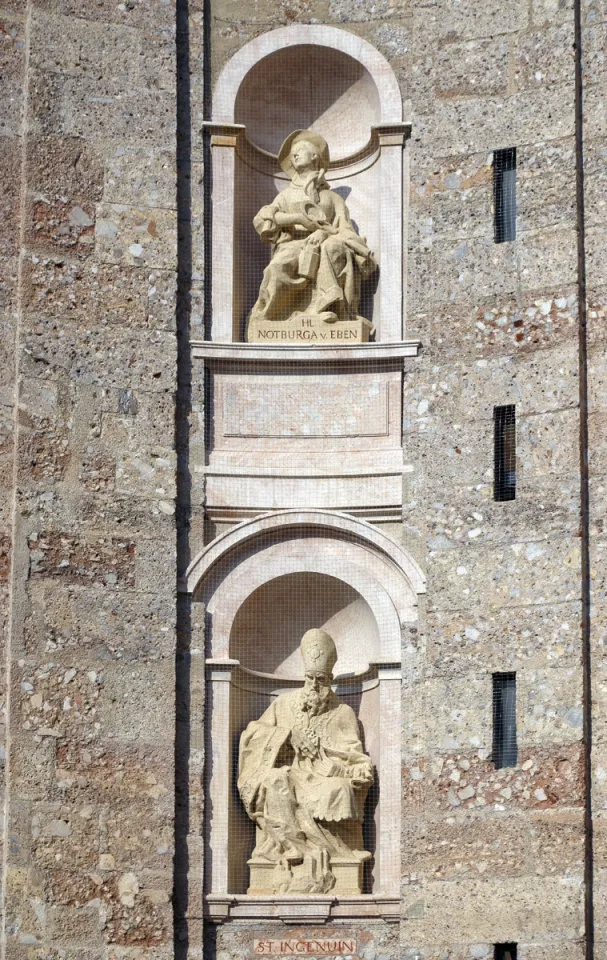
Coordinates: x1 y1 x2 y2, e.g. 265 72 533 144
574 0 593 955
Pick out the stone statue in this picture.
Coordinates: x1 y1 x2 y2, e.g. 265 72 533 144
246 130 378 343
238 629 373 896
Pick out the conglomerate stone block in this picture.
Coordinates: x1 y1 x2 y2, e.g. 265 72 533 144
513 23 576 91
410 477 580 550
95 204 178 271
103 147 178 209
423 599 582 677
0 12 25 136
20 318 176 392
404 874 583 942
407 290 579 361
403 810 584 880
412 86 575 158
425 536 581 611
0 137 22 257
405 408 580 488
585 138 607 229
403 343 580 423
22 257 176 331
23 581 176 662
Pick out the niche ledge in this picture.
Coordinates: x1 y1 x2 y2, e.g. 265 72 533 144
205 894 400 924
191 340 422 362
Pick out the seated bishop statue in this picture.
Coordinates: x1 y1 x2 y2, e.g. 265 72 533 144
246 130 378 341
237 629 373 896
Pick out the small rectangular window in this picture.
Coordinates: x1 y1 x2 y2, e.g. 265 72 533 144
493 147 516 243
495 945 517 960
494 404 516 501
492 673 517 769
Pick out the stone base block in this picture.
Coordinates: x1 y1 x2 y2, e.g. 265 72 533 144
247 313 373 343
247 855 366 897
330 857 367 896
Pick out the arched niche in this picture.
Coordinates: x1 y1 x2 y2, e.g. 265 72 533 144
230 572 380 678
184 511 425 920
233 44 382 160
205 25 409 343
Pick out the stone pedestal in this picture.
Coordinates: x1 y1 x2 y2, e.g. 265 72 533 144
247 854 369 897
247 313 373 344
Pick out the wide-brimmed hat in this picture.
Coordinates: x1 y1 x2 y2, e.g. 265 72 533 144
278 129 330 177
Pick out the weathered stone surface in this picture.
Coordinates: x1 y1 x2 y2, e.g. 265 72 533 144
585 138 607 229
404 875 583 941
95 204 177 271
412 86 575 158
406 408 580 489
22 258 176 331
404 343 580 423
20 318 175 392
408 666 582 754
408 290 578 362
425 535 581 611
514 24 576 90
103 147 178 209
27 531 136 587
410 37 510 101
23 582 176 662
423 600 582 677
409 227 577 312
408 0 529 42
0 13 25 137
0 138 22 257
404 811 584 879
409 477 580 553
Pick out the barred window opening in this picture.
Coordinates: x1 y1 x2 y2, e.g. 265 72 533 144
493 673 518 769
494 404 516 502
495 944 518 960
493 147 517 243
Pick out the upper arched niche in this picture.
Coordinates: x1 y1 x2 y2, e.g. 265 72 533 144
234 45 381 160
214 25 401 162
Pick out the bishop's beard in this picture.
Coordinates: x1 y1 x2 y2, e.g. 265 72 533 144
301 684 331 717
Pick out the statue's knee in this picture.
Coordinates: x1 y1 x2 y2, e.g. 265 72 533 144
324 237 346 267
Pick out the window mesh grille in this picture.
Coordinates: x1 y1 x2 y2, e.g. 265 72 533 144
494 404 516 501
492 673 518 769
493 147 517 243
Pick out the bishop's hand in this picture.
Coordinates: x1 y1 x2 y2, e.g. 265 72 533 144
291 724 319 760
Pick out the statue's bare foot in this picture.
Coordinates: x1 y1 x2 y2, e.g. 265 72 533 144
318 311 338 324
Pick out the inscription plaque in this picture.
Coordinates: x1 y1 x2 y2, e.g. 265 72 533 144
253 939 357 956
248 314 372 344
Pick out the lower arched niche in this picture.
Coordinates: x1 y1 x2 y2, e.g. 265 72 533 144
230 571 380 678
186 510 425 920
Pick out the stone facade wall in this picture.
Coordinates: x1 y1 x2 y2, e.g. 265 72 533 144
1 0 180 955
1 0 602 957
586 0 607 949
202 0 593 957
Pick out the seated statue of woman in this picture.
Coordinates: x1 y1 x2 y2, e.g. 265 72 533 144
246 130 377 341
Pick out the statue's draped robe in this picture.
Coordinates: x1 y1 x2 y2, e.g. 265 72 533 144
238 690 372 869
249 174 377 324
